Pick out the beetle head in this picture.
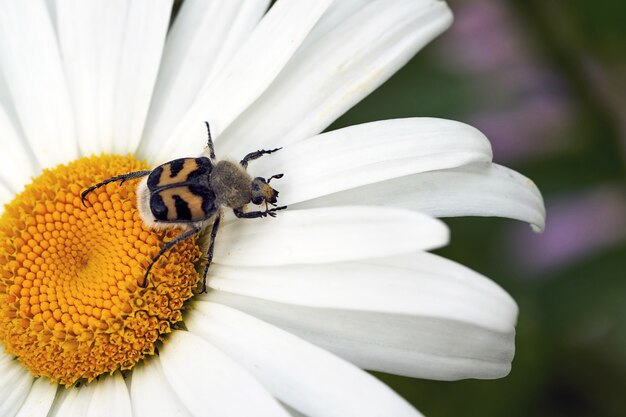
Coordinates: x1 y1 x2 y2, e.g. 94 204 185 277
251 174 283 206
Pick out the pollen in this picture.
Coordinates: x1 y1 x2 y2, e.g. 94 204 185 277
0 155 201 386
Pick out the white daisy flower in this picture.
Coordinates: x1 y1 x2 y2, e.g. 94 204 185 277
0 1 545 417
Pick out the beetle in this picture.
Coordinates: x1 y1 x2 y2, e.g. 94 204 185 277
81 122 286 292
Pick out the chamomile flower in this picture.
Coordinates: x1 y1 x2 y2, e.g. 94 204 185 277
0 1 545 417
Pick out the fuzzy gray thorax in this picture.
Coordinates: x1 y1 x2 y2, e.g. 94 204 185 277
209 160 253 209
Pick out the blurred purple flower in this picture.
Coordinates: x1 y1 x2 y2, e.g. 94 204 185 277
507 185 626 275
441 0 529 73
470 85 570 161
438 0 573 162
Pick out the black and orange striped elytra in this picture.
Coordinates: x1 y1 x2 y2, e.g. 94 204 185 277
146 156 216 223
81 122 286 292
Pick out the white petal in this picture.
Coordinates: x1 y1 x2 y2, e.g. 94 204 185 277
56 1 136 155
207 287 516 381
160 331 290 417
15 377 58 417
48 383 96 417
0 1 77 168
0 106 37 193
130 359 192 417
154 0 334 164
282 404 308 417
215 206 449 266
141 0 270 156
44 0 56 24
0 71 22 134
217 0 453 158
111 0 172 155
187 301 423 417
299 0 373 48
56 0 103 155
56 0 172 155
296 162 546 232
0 180 14 213
0 356 34 417
86 374 132 417
201 251 516 333
92 2 128 154
250 118 492 206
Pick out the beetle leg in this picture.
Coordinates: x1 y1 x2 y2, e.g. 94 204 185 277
141 226 202 288
240 148 282 169
204 121 216 160
81 170 151 207
233 206 287 219
266 206 287 217
201 213 222 293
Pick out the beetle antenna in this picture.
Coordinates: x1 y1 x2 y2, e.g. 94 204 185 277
204 121 216 159
267 173 284 183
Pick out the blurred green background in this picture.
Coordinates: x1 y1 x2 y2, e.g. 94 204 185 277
332 1 626 416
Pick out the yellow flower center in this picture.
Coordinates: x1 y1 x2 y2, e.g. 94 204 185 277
0 155 201 386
